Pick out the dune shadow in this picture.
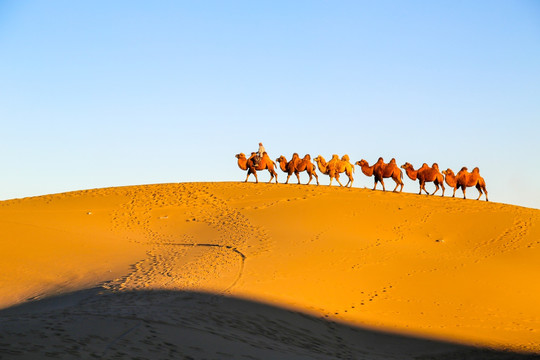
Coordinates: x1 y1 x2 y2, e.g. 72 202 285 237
0 288 537 359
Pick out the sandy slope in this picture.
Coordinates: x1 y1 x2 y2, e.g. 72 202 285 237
0 182 539 358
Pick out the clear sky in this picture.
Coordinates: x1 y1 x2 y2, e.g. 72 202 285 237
1 1 539 209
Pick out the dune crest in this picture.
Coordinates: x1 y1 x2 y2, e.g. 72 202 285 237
1 182 539 356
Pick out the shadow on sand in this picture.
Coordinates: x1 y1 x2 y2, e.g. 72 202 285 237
0 289 537 359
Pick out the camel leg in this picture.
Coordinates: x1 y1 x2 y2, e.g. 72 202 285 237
306 173 312 185
335 173 344 187
440 183 445 197
346 171 353 188
452 187 457 197
296 172 301 185
483 186 489 201
462 187 467 199
373 179 378 191
381 179 386 192
285 174 291 184
329 177 333 186
246 168 257 183
476 184 485 200
476 186 482 200
273 171 278 184
431 183 439 196
314 172 319 185
419 181 428 195
392 176 403 192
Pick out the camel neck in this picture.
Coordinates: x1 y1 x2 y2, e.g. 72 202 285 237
445 174 457 187
238 158 248 171
405 167 418 181
360 163 374 177
279 159 288 172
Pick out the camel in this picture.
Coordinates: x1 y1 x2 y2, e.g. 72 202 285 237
276 153 319 185
328 154 354 188
296 154 319 185
235 152 278 184
401 162 445 196
442 167 488 201
355 157 404 192
314 155 343 187
276 153 300 184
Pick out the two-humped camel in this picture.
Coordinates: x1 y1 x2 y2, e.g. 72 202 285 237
276 153 319 185
355 157 404 192
314 155 354 187
442 167 488 201
401 162 445 196
235 152 278 184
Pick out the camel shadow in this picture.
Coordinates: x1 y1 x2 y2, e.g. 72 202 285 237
1 289 537 359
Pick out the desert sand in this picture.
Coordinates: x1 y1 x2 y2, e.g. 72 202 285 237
0 182 539 359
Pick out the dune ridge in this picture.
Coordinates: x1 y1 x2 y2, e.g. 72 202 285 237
0 182 539 358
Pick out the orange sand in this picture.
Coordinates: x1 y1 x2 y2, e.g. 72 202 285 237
0 182 539 357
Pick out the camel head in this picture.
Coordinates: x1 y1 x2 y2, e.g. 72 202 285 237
401 162 412 170
315 155 328 166
442 168 454 176
235 153 246 159
355 159 368 167
276 155 286 163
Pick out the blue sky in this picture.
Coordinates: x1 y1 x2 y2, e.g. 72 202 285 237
1 1 539 208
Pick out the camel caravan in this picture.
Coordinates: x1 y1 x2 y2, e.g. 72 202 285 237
235 150 488 201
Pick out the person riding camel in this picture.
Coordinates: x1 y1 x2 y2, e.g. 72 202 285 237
250 142 266 166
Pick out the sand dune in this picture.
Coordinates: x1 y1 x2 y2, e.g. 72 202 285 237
0 182 539 359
